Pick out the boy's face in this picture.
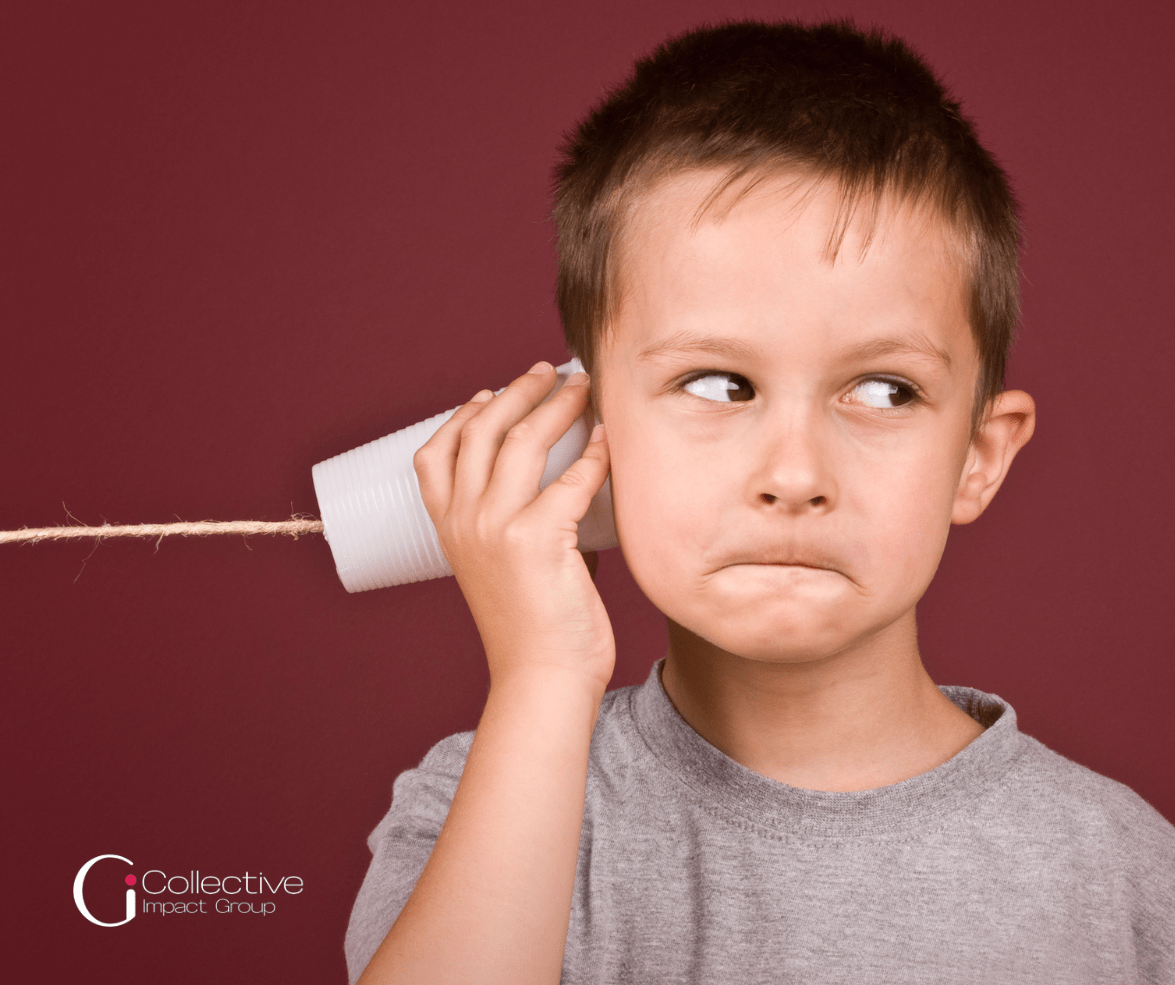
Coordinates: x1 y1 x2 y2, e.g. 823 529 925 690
594 171 983 665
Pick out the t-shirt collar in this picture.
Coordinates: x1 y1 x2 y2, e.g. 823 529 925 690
630 657 1025 839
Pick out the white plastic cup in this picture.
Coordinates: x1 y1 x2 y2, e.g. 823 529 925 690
312 357 618 592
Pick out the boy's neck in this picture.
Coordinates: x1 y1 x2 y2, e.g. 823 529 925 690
659 611 984 792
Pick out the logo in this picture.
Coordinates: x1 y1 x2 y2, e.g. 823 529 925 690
74 854 304 926
74 854 136 927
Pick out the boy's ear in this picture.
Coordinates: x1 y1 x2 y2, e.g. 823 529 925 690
952 390 1036 525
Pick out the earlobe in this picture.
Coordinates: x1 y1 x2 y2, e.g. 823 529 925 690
952 390 1036 525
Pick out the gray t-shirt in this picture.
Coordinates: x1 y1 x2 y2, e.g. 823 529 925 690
346 660 1175 983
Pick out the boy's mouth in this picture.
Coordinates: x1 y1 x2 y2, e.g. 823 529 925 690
722 552 842 573
707 553 861 590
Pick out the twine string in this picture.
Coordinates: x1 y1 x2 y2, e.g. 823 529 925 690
0 516 324 545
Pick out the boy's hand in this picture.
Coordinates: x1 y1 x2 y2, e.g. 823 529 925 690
363 364 612 985
414 361 614 694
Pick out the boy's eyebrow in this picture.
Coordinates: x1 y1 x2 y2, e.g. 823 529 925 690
637 331 763 362
636 330 953 369
837 335 953 369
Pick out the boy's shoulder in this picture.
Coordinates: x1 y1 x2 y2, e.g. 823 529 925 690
1008 727 1170 826
934 682 1171 830
990 725 1175 879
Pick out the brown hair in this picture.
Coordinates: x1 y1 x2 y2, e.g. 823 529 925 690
553 19 1021 421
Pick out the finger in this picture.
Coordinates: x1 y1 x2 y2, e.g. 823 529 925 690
450 361 560 505
413 389 494 522
482 371 594 509
521 423 610 535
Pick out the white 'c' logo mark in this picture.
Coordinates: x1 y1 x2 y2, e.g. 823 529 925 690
74 855 136 927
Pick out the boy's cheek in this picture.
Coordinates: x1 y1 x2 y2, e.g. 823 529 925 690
611 479 693 576
610 449 714 546
610 462 710 592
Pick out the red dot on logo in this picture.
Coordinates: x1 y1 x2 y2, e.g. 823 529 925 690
125 875 137 886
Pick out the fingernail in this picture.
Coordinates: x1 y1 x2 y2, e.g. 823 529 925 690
470 389 493 403
590 423 606 442
528 360 553 374
567 371 589 386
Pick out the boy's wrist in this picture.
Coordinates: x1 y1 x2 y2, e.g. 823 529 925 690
485 662 608 724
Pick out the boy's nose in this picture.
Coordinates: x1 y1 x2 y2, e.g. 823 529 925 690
749 411 837 514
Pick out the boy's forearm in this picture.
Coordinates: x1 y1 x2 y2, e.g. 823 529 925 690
357 668 604 985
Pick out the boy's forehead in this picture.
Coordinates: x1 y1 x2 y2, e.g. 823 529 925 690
615 168 969 298
605 168 975 369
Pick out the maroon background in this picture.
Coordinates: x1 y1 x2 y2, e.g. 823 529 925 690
3 1 1171 981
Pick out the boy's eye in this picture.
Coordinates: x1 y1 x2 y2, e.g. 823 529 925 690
681 372 754 403
851 378 916 408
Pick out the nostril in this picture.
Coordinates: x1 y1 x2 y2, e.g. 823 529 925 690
760 494 827 507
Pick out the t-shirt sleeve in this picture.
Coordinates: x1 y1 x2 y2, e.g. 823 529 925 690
1120 791 1175 983
344 730 474 985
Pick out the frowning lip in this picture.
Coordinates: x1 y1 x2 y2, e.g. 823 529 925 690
719 554 842 573
706 551 861 592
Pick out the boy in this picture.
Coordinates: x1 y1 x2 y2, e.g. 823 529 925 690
347 20 1175 984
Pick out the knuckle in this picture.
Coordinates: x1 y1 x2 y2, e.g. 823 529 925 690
458 397 488 419
557 465 590 489
500 518 535 550
461 415 490 439
503 419 537 444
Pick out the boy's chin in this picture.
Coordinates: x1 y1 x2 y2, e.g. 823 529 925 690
671 609 881 667
712 636 865 667
667 590 911 667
